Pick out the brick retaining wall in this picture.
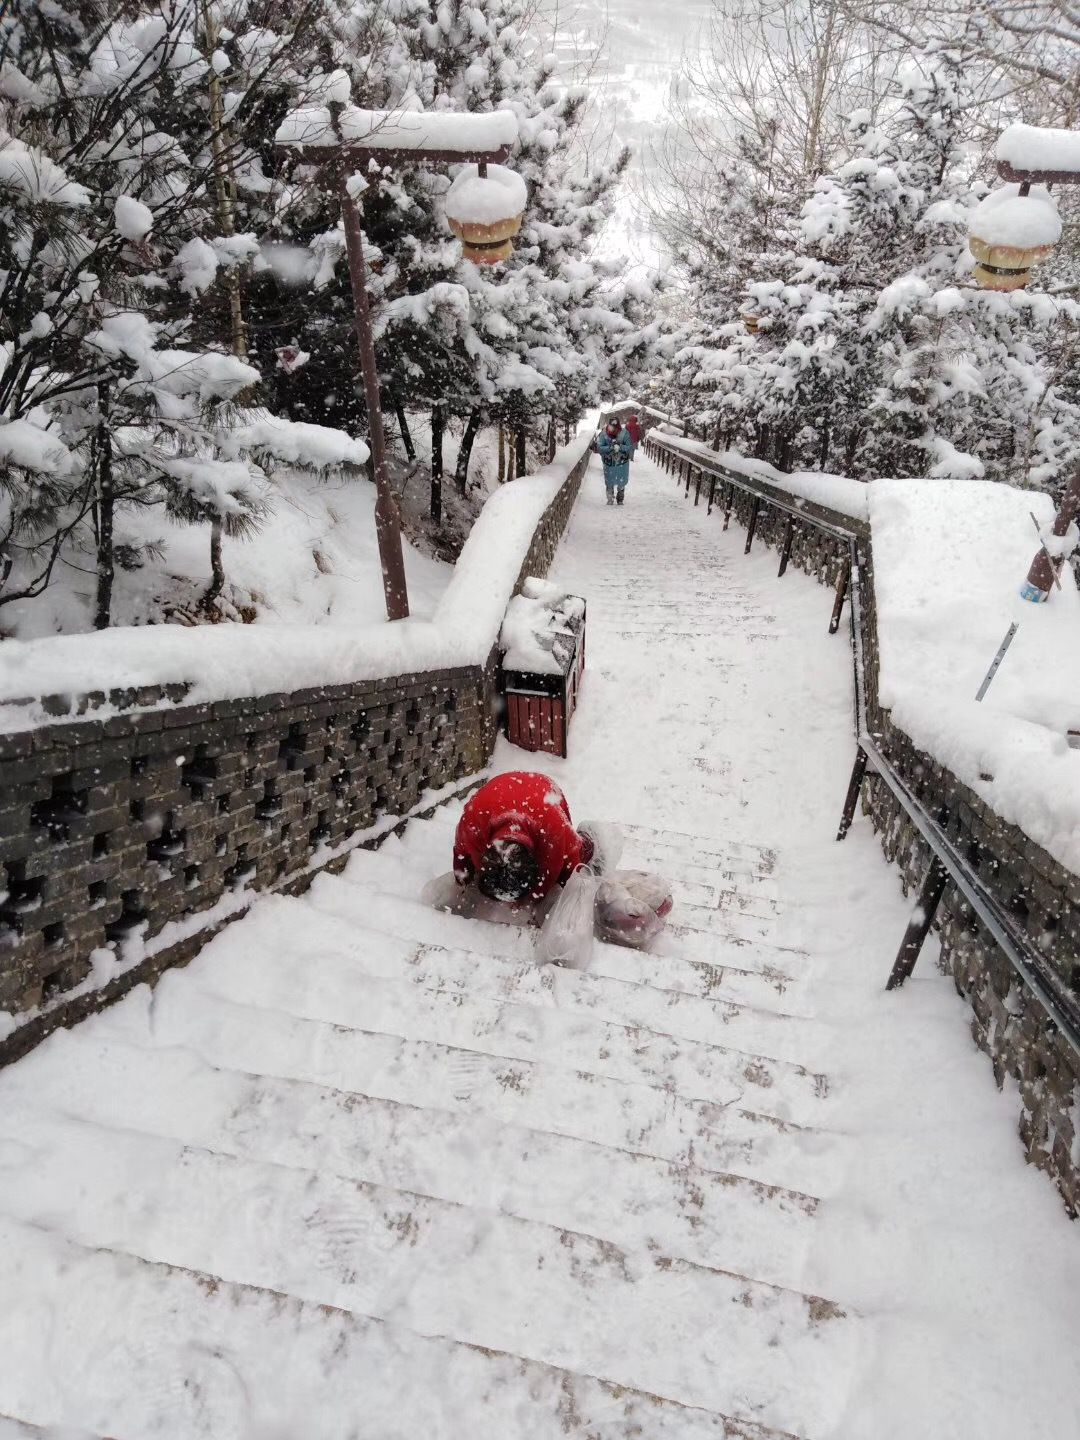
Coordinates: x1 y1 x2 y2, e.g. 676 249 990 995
649 435 1080 1216
0 450 589 1064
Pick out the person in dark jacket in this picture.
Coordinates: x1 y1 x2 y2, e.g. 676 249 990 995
454 771 594 905
597 419 633 505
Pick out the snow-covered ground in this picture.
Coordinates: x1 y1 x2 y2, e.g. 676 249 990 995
2 467 451 641
0 427 594 727
871 478 1080 874
0 452 1077 1438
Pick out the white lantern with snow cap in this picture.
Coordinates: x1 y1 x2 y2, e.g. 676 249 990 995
445 163 528 266
968 184 1062 291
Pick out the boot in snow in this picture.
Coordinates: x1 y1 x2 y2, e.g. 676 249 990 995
606 489 615 505
616 489 625 505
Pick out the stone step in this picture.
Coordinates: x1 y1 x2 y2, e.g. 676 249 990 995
0 1218 802 1440
181 894 830 1124
305 879 826 1066
85 978 841 1197
0 1123 852 1434
0 1041 819 1288
336 855 805 989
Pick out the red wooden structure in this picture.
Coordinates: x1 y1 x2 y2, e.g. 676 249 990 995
502 600 586 759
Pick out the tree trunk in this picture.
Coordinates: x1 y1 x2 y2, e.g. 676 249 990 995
430 403 444 523
200 0 247 613
394 398 416 462
711 419 723 451
563 419 571 446
200 0 246 363
845 424 863 476
545 415 557 463
515 427 527 477
497 424 507 484
94 380 115 631
819 416 831 472
205 518 225 608
455 410 481 492
775 429 793 473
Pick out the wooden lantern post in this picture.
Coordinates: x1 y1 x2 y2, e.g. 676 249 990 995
276 107 517 621
979 126 1080 601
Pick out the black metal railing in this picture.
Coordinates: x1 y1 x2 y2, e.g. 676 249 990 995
645 429 1080 1063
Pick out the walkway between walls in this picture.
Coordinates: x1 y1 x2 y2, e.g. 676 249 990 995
0 452 1076 1440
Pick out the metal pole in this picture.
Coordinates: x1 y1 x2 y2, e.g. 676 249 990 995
837 745 868 840
887 856 948 989
975 622 1019 701
744 496 760 554
828 559 849 635
778 516 794 577
338 172 410 621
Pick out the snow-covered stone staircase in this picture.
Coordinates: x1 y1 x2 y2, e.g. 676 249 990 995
4 449 1080 1440
0 799 854 1440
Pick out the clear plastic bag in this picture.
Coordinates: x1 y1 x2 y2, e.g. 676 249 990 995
594 870 673 949
420 871 462 913
576 820 624 877
538 866 600 969
421 870 538 925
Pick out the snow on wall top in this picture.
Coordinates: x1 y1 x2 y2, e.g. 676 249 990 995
653 430 869 523
997 122 1080 175
0 423 596 732
870 479 1080 875
275 106 519 154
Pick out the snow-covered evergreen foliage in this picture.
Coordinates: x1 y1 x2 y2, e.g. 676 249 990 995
0 0 657 634
662 25 1080 494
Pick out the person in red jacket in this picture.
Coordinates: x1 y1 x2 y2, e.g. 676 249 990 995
625 414 642 457
454 771 593 906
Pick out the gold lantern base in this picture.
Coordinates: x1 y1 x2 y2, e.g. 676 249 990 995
969 233 1055 292
448 211 523 267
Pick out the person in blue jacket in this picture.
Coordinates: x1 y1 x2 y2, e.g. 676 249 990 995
597 418 633 505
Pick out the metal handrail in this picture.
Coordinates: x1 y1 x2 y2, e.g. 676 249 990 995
646 431 1080 1062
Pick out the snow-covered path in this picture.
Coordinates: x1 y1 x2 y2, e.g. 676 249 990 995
1 454 1078 1440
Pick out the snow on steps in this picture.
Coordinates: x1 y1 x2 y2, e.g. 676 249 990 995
0 808 849 1438
0 1219 804 1440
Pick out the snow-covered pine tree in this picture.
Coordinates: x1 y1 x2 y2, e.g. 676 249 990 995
264 0 660 492
0 0 266 625
1 1 366 630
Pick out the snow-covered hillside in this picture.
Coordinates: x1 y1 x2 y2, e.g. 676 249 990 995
554 0 711 269
1 470 451 642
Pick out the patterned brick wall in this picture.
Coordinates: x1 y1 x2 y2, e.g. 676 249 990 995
0 447 589 1065
649 436 1080 1215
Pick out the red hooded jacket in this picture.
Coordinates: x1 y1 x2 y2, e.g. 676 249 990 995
453 771 587 899
626 415 642 444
